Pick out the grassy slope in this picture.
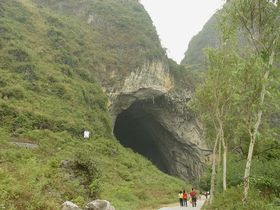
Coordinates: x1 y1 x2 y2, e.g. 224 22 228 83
35 0 166 87
0 0 186 209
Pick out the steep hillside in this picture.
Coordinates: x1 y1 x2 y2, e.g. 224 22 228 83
181 14 220 71
0 1 187 209
35 0 166 90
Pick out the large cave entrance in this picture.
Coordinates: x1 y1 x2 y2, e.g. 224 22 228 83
113 100 171 174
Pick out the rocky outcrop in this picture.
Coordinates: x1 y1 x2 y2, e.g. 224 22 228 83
85 200 115 210
62 200 115 210
109 59 211 180
62 201 81 210
120 61 172 94
109 60 172 120
155 90 211 180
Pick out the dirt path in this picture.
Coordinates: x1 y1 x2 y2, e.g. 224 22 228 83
158 197 207 210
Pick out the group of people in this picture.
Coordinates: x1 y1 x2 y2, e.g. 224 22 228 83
178 188 197 207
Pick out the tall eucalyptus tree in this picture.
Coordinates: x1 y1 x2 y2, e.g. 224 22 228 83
221 0 280 202
192 46 241 203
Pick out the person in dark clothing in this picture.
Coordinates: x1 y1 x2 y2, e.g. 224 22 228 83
205 191 208 199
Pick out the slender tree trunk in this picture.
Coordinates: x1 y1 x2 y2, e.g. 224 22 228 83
243 49 275 202
210 130 220 204
221 131 227 191
218 114 227 192
243 75 267 202
216 135 222 190
217 136 222 172
243 130 256 202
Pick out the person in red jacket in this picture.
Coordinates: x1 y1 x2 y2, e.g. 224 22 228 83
190 188 197 207
183 190 188 206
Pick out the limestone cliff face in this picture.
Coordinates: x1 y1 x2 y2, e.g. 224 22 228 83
155 91 211 180
121 61 172 94
109 60 172 116
109 59 211 180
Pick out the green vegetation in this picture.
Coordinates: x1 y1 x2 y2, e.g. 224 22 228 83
0 0 185 209
35 0 166 82
0 128 185 210
202 152 280 210
168 58 204 91
181 15 219 71
191 0 280 209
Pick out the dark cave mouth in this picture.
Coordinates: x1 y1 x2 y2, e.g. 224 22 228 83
113 101 170 174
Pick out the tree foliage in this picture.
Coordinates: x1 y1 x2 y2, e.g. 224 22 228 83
193 0 280 205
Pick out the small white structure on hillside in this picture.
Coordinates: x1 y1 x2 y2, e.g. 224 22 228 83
83 130 90 139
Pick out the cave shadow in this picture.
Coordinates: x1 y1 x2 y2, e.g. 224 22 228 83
113 100 170 174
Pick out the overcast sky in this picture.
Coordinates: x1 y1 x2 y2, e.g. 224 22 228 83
140 0 225 63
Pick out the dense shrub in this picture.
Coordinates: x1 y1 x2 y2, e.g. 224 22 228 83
0 86 25 99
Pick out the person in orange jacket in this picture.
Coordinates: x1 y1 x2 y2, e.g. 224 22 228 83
183 190 188 206
190 188 197 207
